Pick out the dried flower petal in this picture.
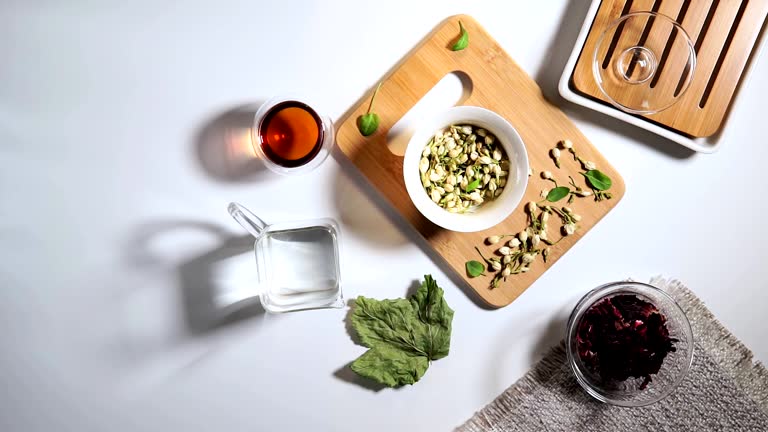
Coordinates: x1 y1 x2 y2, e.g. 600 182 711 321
576 295 677 389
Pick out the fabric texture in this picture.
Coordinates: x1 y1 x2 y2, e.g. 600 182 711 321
457 277 768 432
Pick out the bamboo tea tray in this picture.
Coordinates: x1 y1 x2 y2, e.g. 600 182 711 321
560 0 768 152
336 15 625 307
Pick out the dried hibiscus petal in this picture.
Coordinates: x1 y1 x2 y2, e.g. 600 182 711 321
576 294 677 390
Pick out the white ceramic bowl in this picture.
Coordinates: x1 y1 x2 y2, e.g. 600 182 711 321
403 106 529 232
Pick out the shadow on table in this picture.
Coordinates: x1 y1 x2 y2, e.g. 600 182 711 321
534 0 696 160
194 102 274 183
127 220 265 335
529 308 571 364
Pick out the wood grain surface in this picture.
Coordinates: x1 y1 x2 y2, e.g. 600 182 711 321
335 15 625 308
572 0 768 138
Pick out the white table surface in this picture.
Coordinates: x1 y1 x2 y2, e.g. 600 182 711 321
2 1 767 431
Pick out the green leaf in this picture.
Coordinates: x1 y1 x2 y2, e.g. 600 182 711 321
350 345 429 387
465 178 481 192
546 186 570 202
465 260 485 278
357 82 382 137
349 275 454 387
451 20 469 51
357 113 379 136
409 275 454 360
581 169 612 191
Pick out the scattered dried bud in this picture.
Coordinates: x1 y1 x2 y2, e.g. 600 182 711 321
522 253 536 264
419 158 429 174
486 235 501 244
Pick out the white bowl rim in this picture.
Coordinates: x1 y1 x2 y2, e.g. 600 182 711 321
403 106 529 232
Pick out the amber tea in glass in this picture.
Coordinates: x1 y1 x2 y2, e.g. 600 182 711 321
257 100 325 168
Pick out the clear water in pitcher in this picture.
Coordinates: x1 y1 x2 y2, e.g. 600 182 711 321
256 225 341 312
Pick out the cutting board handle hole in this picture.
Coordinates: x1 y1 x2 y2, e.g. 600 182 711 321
386 71 472 156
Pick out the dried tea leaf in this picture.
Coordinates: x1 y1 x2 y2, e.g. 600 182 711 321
349 275 454 387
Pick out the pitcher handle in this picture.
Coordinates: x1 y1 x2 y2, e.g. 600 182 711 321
227 202 267 238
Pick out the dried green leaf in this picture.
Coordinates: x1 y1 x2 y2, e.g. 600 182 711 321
349 275 454 387
350 344 429 387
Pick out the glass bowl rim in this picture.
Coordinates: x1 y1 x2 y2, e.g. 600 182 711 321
591 11 697 115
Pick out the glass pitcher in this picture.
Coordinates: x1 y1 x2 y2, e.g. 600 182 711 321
228 202 343 313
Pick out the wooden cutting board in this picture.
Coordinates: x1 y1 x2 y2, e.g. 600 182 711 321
335 15 625 308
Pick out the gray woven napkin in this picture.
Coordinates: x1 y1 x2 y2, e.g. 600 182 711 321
457 277 768 432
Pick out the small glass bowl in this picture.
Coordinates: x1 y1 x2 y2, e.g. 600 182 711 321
593 12 696 115
251 95 335 175
566 281 694 407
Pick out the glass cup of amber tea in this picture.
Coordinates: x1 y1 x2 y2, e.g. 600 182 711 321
252 96 335 174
